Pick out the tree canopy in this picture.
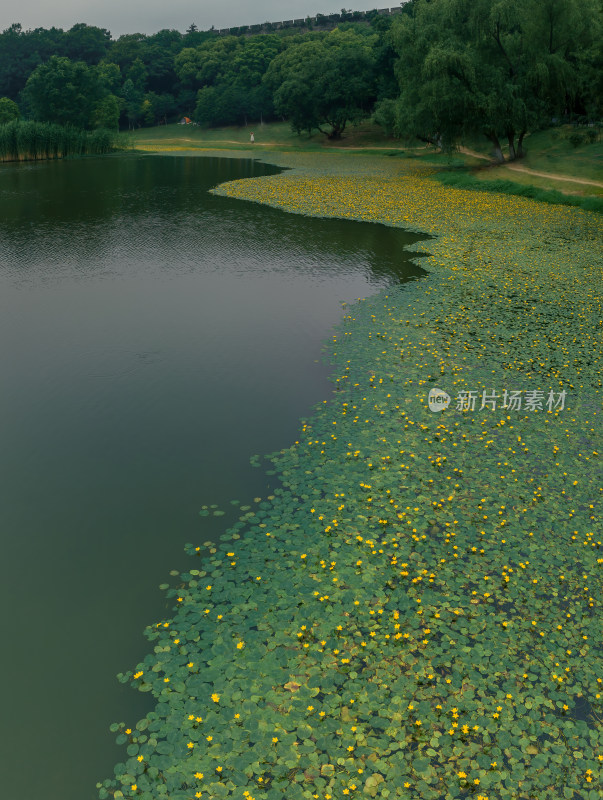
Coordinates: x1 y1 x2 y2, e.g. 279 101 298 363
22 56 104 128
265 28 377 138
0 7 600 150
380 0 602 159
0 96 20 123
175 35 284 126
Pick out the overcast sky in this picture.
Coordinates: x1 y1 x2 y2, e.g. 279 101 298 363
2 2 385 38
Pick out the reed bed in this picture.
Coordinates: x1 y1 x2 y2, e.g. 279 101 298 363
0 121 117 162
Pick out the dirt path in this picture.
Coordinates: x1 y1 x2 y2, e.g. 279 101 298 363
458 147 491 161
504 163 603 188
458 146 603 188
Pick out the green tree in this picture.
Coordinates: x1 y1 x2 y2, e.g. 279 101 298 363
178 35 284 126
91 94 121 130
142 91 176 125
0 96 20 123
97 61 122 93
265 28 377 138
122 78 144 129
64 23 111 64
106 33 147 72
22 55 103 128
126 57 148 92
0 23 68 100
382 0 602 159
107 30 187 96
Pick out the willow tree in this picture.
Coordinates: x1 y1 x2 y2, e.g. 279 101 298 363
382 0 601 160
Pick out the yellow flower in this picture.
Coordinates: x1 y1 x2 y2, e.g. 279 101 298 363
194 772 204 779
187 742 194 749
211 693 220 702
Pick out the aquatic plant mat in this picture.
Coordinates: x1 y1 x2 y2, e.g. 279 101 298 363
101 152 602 800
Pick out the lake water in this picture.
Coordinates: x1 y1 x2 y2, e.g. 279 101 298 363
0 154 426 799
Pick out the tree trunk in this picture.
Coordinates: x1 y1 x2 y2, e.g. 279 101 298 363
486 131 505 162
506 130 516 160
517 130 527 158
416 134 439 148
327 120 345 139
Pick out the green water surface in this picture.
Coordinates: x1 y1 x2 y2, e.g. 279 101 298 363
0 154 426 800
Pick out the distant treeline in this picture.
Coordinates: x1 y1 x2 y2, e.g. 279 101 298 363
0 1 601 158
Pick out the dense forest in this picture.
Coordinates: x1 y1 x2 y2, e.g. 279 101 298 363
0 0 601 158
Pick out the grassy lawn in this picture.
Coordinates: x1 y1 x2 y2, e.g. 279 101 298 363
124 121 432 155
465 127 603 180
460 127 603 195
124 121 602 203
473 165 603 197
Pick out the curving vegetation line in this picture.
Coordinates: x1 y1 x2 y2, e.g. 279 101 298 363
100 151 602 800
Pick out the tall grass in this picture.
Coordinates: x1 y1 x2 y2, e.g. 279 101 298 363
0 121 118 162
